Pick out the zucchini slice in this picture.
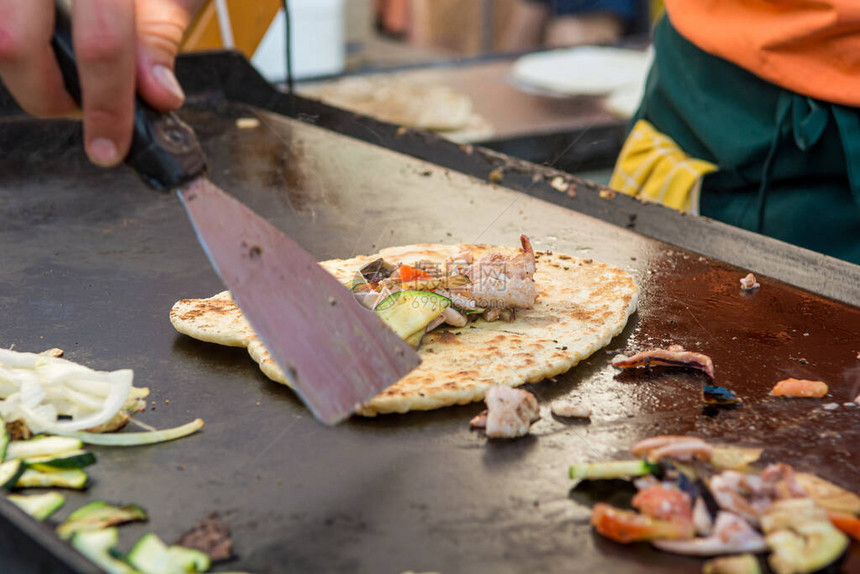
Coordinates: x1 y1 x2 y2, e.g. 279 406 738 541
7 492 65 521
569 460 658 481
375 291 451 341
71 528 137 574
128 533 211 574
16 468 88 490
0 415 9 460
25 449 97 471
57 500 147 540
0 459 25 490
6 436 83 460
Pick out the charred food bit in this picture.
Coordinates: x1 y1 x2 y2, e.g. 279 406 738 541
703 385 742 406
611 347 715 379
770 378 828 398
631 435 714 463
652 511 768 556
175 513 233 562
702 553 761 574
549 400 591 419
483 385 540 439
591 502 695 544
739 273 760 291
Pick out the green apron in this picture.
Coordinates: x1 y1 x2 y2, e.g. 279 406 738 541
633 15 860 265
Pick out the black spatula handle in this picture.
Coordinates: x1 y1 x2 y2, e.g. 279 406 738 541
51 0 207 190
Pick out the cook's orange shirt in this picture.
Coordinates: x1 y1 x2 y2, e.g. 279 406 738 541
664 0 860 107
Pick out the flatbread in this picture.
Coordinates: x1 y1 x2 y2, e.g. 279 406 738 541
300 75 491 138
169 243 638 416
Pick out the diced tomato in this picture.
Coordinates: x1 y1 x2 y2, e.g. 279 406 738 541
632 485 693 522
829 510 860 542
591 503 695 544
394 264 431 282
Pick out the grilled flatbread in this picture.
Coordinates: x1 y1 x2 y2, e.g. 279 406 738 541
169 243 638 416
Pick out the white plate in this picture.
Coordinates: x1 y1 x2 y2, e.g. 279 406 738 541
511 46 653 97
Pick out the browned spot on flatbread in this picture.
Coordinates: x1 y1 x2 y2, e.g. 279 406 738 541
429 331 461 345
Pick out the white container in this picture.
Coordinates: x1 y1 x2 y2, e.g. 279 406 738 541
252 0 345 82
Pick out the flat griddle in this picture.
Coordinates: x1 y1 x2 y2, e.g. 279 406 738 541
1 53 858 573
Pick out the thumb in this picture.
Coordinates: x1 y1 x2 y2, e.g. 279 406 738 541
134 0 200 111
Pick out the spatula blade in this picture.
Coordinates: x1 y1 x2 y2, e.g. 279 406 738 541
178 178 421 424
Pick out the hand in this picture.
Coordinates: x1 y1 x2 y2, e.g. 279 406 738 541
0 0 206 167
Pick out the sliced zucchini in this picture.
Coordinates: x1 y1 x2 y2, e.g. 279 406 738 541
57 500 148 540
404 330 424 349
71 528 138 574
16 468 88 490
569 460 658 481
25 449 97 471
128 533 210 574
7 492 65 521
0 459 25 490
6 436 83 460
0 414 9 460
375 290 451 340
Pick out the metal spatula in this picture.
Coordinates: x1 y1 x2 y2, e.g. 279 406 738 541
50 1 420 424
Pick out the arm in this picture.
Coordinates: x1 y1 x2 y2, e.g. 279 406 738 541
500 0 551 52
0 0 206 167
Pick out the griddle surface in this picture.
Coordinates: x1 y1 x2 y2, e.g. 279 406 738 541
1 102 859 574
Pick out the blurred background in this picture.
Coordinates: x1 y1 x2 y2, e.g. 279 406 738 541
179 0 663 182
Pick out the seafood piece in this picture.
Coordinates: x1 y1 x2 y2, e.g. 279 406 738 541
469 410 487 429
441 307 467 327
458 235 538 310
653 512 767 556
591 503 695 544
702 554 761 574
483 385 540 439
631 435 713 463
549 400 591 418
770 378 828 398
632 484 693 522
611 347 715 379
707 464 807 526
739 273 760 291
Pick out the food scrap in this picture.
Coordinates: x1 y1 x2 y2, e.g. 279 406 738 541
569 434 856 574
740 273 760 291
770 378 829 398
702 385 741 406
631 435 713 463
353 235 537 350
611 345 715 379
482 385 540 439
175 513 234 562
549 399 591 419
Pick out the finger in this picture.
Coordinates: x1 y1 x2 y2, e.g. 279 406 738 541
135 0 202 111
0 0 77 117
72 0 136 167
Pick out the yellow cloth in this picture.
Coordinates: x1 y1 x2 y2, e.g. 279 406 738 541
609 119 718 213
